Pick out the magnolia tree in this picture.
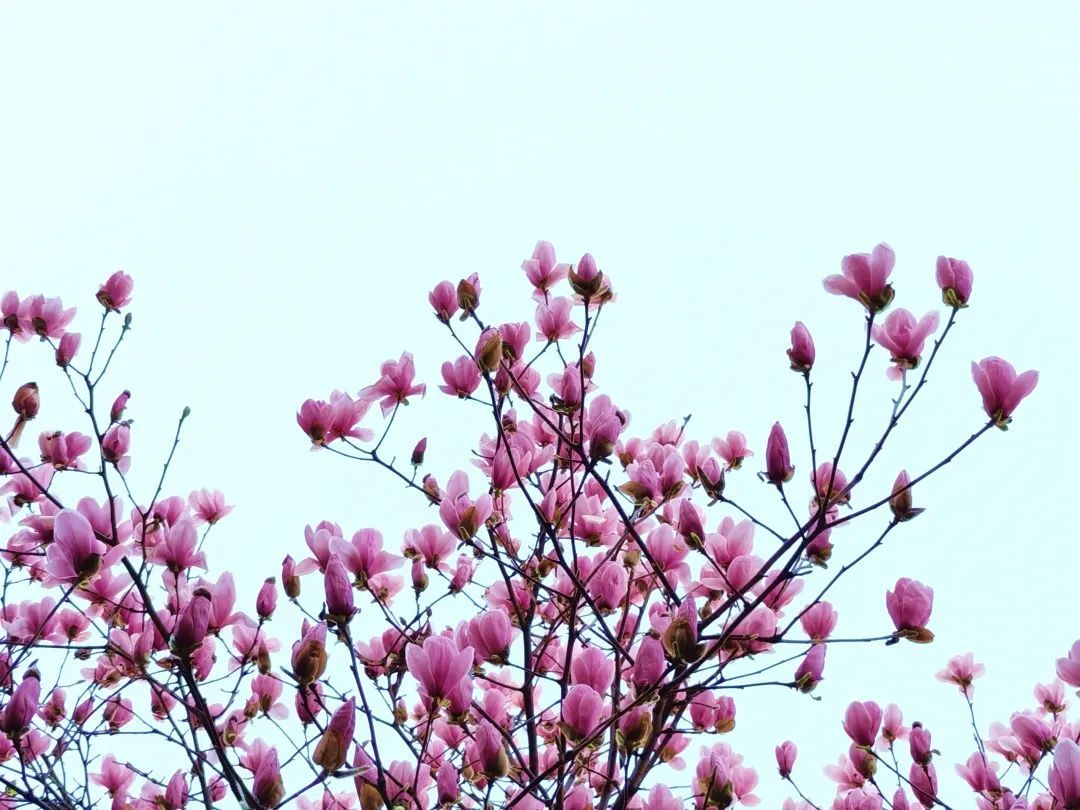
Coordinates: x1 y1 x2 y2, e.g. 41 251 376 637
0 246 1077 810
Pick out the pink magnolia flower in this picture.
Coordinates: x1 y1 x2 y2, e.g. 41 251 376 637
1 668 40 737
843 701 883 748
465 612 513 665
633 636 667 692
361 352 426 416
439 355 482 398
1 291 30 341
331 528 403 588
880 704 908 747
570 645 615 694
712 431 752 470
909 763 938 809
438 471 493 540
457 272 482 316
313 697 356 772
405 634 474 705
800 601 838 643
568 253 610 301
936 256 973 308
935 652 985 697
91 754 136 798
587 561 628 614
154 516 207 573
889 470 924 522
24 294 76 339
171 587 212 654
103 694 133 731
971 357 1039 429
776 741 797 778
812 462 850 506
101 424 131 472
765 422 794 484
55 331 81 366
428 280 459 323
955 751 1001 795
188 488 233 525
45 508 119 587
1057 639 1080 688
323 554 355 625
795 643 826 692
535 297 579 343
523 240 570 299
1049 738 1080 809
561 684 605 741
403 525 456 570
97 271 134 312
291 621 329 686
38 431 92 470
297 391 374 447
472 719 510 778
909 722 933 765
872 308 940 379
824 243 896 312
252 747 284 808
886 578 935 642
410 437 426 466
787 322 815 372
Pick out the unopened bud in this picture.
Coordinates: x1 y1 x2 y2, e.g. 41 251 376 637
12 382 39 420
411 437 427 466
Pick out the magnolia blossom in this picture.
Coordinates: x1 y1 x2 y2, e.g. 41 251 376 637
936 256 973 308
935 652 985 697
886 578 934 642
823 243 896 312
872 308 940 379
971 357 1039 428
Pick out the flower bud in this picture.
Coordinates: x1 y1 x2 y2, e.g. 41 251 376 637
936 256 973 309
787 322 816 372
889 470 924 522
256 577 277 620
282 555 301 599
568 253 603 299
457 273 481 317
323 555 355 626
56 333 81 367
110 390 130 423
12 382 39 420
411 437 427 466
776 740 797 778
765 422 794 484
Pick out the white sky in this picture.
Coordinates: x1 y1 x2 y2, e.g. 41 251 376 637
1 4 1078 807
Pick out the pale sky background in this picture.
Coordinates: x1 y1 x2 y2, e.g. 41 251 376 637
1 4 1078 807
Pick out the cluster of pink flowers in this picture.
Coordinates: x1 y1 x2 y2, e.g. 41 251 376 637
0 246 1065 810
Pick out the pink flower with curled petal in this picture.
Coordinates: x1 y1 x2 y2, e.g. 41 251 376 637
405 634 474 705
438 470 493 540
523 240 570 300
91 754 136 798
103 694 133 731
439 355 482 399
1057 639 1080 688
788 322 815 372
97 271 134 312
188 488 233 525
935 652 985 697
361 352 426 416
712 431 752 470
886 578 934 642
971 357 1039 429
297 391 374 447
152 516 207 573
428 280 459 323
23 294 76 339
331 528 403 589
535 297 580 343
45 509 119 587
643 785 683 810
936 256 973 308
879 704 908 747
38 431 92 470
872 308 940 379
843 701 883 748
954 751 1001 795
403 525 456 571
1049 738 1080 809
824 243 896 312
1 291 31 342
